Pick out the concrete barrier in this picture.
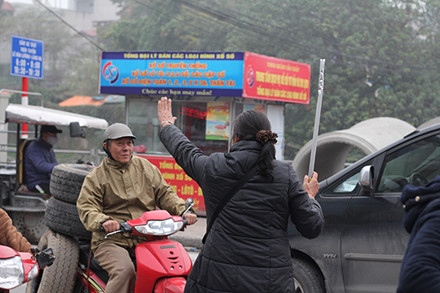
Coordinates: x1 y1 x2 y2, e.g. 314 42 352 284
418 118 440 130
292 117 416 181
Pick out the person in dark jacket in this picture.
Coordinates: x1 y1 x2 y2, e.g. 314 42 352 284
24 125 62 194
158 97 324 293
397 176 440 293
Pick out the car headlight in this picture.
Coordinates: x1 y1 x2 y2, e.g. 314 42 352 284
134 218 183 236
0 255 25 289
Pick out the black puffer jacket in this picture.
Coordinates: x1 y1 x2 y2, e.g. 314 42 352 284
397 176 440 293
160 125 324 293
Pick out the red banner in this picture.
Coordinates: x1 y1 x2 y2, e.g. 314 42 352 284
138 155 205 213
242 52 311 104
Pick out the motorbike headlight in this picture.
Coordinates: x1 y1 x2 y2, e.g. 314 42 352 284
134 218 183 236
0 256 25 289
26 263 40 282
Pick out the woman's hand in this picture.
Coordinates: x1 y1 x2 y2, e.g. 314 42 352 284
157 97 177 127
303 171 319 199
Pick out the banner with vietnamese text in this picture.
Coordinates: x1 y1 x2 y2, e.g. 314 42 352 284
139 154 205 213
242 52 310 104
100 51 311 104
100 52 243 97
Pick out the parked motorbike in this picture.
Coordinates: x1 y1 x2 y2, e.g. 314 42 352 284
74 198 195 293
0 246 54 293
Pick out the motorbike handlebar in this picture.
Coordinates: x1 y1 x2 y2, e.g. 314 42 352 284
182 217 188 230
104 222 131 239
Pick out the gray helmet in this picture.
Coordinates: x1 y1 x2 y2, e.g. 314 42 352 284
103 123 136 142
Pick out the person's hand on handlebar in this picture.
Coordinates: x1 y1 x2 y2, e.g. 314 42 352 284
184 213 198 225
102 220 120 233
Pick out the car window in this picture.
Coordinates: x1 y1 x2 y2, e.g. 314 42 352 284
333 172 359 193
377 134 440 193
323 163 370 196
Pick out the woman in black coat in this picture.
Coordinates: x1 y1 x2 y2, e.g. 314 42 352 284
158 97 324 293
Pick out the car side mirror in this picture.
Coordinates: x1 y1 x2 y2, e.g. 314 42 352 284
69 122 86 138
359 165 374 195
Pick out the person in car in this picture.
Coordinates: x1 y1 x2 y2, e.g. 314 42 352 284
76 123 197 293
24 125 62 194
158 97 324 292
397 176 440 292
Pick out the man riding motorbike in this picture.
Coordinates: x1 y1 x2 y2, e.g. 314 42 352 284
76 123 197 293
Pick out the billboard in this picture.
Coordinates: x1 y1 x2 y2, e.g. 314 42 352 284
100 52 244 97
99 51 310 104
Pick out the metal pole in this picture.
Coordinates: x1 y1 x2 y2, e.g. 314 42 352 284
308 59 325 178
21 77 29 139
0 92 10 164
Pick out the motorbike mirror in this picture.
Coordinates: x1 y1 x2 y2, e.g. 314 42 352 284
185 198 194 209
182 198 194 216
36 247 55 268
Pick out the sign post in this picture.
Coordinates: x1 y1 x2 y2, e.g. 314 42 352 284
10 36 44 138
308 59 325 178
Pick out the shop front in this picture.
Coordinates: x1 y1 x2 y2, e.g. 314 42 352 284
99 51 310 214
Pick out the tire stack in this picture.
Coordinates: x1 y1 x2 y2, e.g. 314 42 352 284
26 164 93 293
45 164 93 240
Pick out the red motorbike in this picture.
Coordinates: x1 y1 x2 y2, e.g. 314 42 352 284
74 199 195 293
0 245 54 293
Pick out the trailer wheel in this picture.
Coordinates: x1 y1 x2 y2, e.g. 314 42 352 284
26 230 79 293
11 211 46 244
50 164 93 203
292 257 325 293
45 197 91 240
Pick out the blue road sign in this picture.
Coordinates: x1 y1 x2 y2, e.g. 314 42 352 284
10 36 44 79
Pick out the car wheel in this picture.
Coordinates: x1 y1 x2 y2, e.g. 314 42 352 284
50 164 93 203
26 230 79 293
292 257 325 293
45 197 91 240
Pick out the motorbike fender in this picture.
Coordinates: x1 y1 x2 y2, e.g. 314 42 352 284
154 277 187 293
0 246 37 293
134 239 192 293
20 251 38 282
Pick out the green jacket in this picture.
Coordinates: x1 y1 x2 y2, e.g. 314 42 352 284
77 156 186 251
